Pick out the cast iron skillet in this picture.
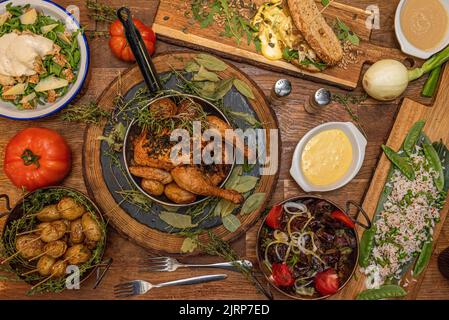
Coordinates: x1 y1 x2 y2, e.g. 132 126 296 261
117 7 235 207
256 195 371 300
0 187 108 289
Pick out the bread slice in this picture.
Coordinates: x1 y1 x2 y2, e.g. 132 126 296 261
287 0 343 65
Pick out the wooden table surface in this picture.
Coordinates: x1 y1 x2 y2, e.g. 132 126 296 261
0 0 448 300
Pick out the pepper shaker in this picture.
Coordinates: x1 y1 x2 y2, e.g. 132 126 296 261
304 88 332 114
270 79 292 106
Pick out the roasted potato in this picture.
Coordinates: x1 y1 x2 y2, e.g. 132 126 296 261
69 218 85 244
37 255 56 276
40 221 67 243
16 234 44 259
51 260 68 278
129 166 173 184
177 99 201 119
57 197 85 221
36 205 61 222
64 244 91 265
85 239 97 250
43 240 67 259
81 213 102 242
164 182 197 204
149 98 177 118
141 179 164 196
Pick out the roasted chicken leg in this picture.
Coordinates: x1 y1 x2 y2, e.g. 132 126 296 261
171 166 243 204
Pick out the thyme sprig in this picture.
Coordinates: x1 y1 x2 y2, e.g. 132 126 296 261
61 102 110 124
86 0 116 23
332 93 368 138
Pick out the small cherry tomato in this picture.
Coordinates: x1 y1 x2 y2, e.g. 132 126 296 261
315 268 340 296
271 263 294 287
265 204 283 229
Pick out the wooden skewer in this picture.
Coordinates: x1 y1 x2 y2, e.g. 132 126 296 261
31 274 54 290
21 268 38 276
28 251 47 262
1 251 21 265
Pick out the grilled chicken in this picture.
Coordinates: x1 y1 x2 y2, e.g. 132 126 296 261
164 182 197 204
171 166 243 204
206 115 253 160
129 166 173 184
133 130 175 171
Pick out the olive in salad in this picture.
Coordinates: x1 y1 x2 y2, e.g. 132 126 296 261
258 198 358 298
0 3 81 109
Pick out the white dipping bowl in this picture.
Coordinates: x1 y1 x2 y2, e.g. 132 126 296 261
395 0 449 59
290 122 367 193
0 0 89 120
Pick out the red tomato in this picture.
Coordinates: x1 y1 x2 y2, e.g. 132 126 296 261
331 210 355 228
265 204 283 229
314 268 340 296
109 18 156 62
3 128 71 191
271 263 294 287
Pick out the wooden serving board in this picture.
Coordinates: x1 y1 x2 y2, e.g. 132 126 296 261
153 0 417 90
83 51 280 254
336 65 449 300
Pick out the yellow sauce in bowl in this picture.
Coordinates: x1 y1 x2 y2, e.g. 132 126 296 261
301 129 353 186
400 0 449 52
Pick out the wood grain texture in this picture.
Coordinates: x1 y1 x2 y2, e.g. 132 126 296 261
153 0 417 90
83 52 280 254
0 0 448 300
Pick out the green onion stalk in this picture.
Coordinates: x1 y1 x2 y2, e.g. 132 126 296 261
363 45 449 101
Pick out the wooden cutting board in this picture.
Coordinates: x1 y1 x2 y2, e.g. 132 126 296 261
153 0 417 90
336 65 449 299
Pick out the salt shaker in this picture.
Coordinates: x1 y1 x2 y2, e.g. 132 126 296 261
304 88 332 114
270 79 292 105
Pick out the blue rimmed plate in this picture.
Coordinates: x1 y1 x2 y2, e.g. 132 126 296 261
0 0 89 120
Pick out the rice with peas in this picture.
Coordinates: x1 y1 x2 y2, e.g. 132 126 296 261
363 147 444 289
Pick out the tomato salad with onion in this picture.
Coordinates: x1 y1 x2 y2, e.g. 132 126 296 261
258 198 358 298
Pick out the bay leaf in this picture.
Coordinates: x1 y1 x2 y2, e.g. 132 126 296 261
241 193 266 215
193 65 220 82
195 81 217 100
212 78 234 100
160 211 198 229
185 61 200 73
180 237 198 253
214 198 238 217
194 53 228 71
225 165 243 189
229 111 260 126
222 214 241 232
233 79 255 100
233 176 259 193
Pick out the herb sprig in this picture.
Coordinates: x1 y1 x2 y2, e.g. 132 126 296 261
190 0 258 47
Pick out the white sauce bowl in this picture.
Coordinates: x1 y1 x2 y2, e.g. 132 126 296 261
0 0 89 120
290 122 367 192
395 0 449 59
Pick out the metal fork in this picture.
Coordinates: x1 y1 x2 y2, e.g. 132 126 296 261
114 274 227 298
143 256 253 272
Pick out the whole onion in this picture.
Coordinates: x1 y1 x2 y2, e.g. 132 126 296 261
362 59 409 101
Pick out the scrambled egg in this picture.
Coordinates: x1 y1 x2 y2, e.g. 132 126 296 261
252 0 322 71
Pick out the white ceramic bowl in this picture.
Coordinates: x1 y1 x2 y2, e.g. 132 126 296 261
290 122 367 192
0 0 89 120
395 0 449 59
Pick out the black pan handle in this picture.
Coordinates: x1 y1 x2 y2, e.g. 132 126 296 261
0 194 11 219
345 201 371 229
117 7 162 93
